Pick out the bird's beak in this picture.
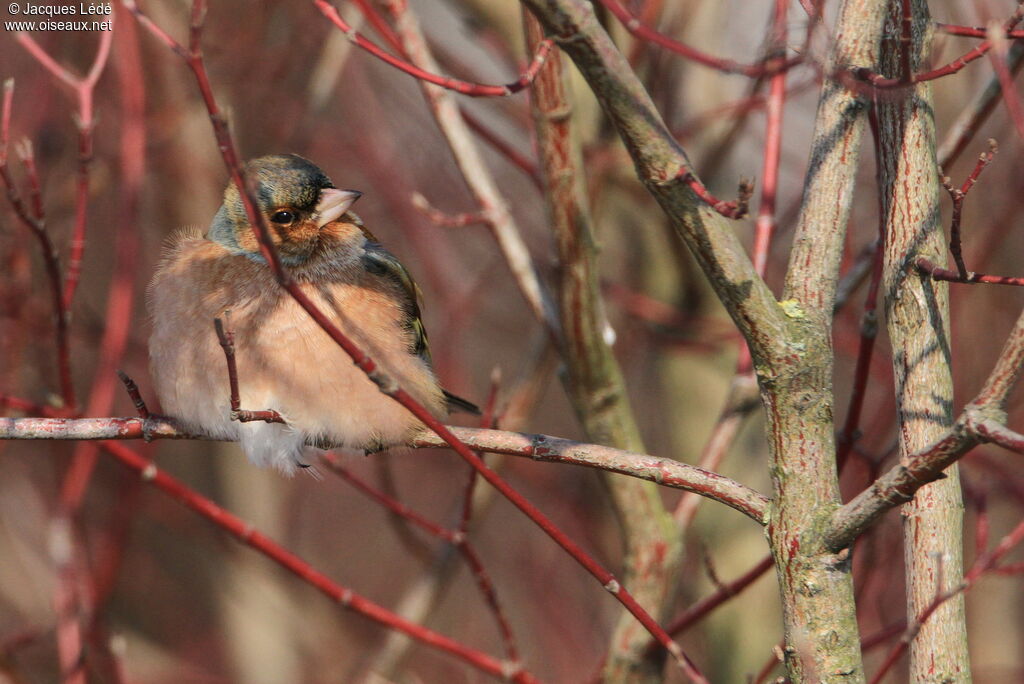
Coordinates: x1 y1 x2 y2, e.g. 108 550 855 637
314 188 362 228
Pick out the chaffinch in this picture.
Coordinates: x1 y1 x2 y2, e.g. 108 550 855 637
148 154 476 473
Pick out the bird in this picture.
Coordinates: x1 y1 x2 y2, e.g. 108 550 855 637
148 154 477 474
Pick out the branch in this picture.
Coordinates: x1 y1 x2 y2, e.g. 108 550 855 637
98 441 536 684
849 2 1024 89
827 304 1024 550
520 0 789 373
377 0 559 338
595 0 802 77
523 11 681 679
0 83 76 408
313 0 552 97
0 417 769 524
15 21 115 312
937 42 1024 167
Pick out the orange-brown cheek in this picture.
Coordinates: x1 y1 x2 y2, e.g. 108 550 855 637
282 220 321 246
234 222 318 254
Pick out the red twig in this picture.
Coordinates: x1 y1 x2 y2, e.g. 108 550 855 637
100 441 535 683
836 237 884 472
213 318 286 424
937 24 1024 39
324 456 521 662
60 18 147 513
14 22 114 311
986 26 1024 142
853 3 1024 90
941 139 997 279
868 517 1024 684
596 0 801 77
314 0 552 97
752 0 789 276
0 82 76 409
129 3 699 671
665 554 773 637
916 257 1024 287
411 192 490 228
681 172 753 220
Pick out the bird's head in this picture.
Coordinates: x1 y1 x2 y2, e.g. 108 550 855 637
207 154 362 264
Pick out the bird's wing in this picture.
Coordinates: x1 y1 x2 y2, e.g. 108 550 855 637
361 246 432 365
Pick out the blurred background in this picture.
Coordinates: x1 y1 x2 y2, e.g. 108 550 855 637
1 0 1023 681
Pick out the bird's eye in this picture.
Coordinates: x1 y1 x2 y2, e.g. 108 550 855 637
271 210 295 225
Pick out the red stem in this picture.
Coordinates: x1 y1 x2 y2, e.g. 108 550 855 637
314 0 552 97
60 14 145 512
12 26 113 313
326 457 520 661
937 23 1024 39
916 257 1024 286
854 4 1024 89
752 0 788 275
100 441 536 683
986 34 1024 142
836 241 884 472
0 84 76 408
665 554 773 636
596 0 801 77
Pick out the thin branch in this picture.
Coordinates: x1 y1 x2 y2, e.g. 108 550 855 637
410 192 490 228
665 554 773 637
916 257 1024 287
851 2 1024 89
595 0 802 77
313 0 552 97
0 417 770 524
827 305 1024 550
213 318 286 424
0 83 75 408
322 456 520 663
99 441 537 684
937 41 1024 167
941 140 997 278
15 22 115 311
378 0 559 338
680 173 753 220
